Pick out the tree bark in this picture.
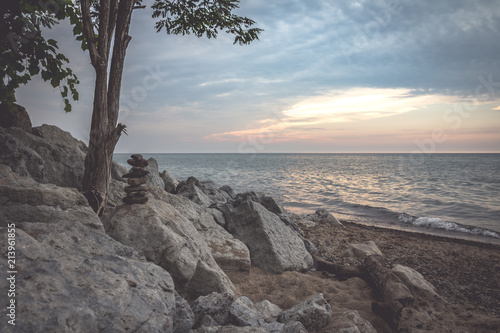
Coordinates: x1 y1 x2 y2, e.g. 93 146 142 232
81 0 135 215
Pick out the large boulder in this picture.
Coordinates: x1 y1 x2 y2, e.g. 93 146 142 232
100 194 235 300
0 124 128 189
0 164 101 230
152 187 251 273
0 166 192 332
145 157 166 189
160 169 179 193
0 102 32 132
176 176 214 207
0 128 46 183
278 293 332 331
222 199 314 274
392 264 439 300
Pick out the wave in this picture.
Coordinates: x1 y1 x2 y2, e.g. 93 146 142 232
398 213 500 239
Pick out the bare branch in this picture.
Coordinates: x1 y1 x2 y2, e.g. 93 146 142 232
80 0 99 66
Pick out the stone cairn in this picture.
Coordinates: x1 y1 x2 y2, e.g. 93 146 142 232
122 154 150 205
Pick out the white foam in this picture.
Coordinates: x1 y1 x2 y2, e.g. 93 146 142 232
398 214 500 239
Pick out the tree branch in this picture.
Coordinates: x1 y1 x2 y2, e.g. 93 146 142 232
80 0 99 66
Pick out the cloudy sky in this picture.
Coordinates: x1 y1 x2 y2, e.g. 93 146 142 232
17 0 500 153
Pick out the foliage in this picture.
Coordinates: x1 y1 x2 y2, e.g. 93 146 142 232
0 0 79 112
151 0 263 45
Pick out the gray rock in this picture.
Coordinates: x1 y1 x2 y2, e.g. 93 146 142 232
100 194 235 300
107 178 128 207
151 187 251 273
254 300 282 323
0 102 32 132
192 326 268 333
0 168 192 332
0 222 184 333
278 293 332 331
191 292 235 326
146 157 166 189
112 162 128 182
160 169 179 193
220 185 236 199
228 296 267 327
314 208 343 227
0 164 102 230
223 199 313 274
280 321 308 333
332 310 377 333
392 264 439 300
343 241 383 259
0 128 46 183
0 125 86 189
177 177 214 207
200 180 233 204
234 191 287 216
174 291 195 333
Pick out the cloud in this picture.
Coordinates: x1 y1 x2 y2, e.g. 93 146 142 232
205 87 456 142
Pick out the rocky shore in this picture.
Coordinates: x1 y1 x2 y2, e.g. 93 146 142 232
1 106 499 332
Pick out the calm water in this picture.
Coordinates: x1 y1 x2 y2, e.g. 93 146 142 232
114 153 500 240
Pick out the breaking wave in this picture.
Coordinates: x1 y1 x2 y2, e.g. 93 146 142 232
398 213 500 239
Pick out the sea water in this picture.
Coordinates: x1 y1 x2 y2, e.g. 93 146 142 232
114 153 500 240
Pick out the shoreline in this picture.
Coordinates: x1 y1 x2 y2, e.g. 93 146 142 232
340 219 500 247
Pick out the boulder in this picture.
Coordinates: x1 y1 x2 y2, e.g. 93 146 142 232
111 162 129 183
281 321 308 333
392 264 439 300
254 300 282 323
278 293 332 331
177 176 214 207
0 128 46 183
228 296 267 327
100 194 235 300
0 125 85 189
151 187 251 273
0 102 32 132
0 167 192 332
200 180 233 204
192 326 268 333
145 157 166 189
160 169 179 193
343 241 383 260
0 164 101 230
0 221 188 333
222 199 313 274
191 292 235 327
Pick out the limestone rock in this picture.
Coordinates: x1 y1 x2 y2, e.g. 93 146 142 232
343 241 383 259
222 199 314 274
278 293 332 331
228 296 267 327
0 221 187 333
281 321 308 333
192 326 268 333
151 187 251 273
100 196 235 300
0 102 32 132
177 176 214 207
392 264 439 300
0 164 102 230
111 161 128 182
160 169 179 193
191 292 235 326
254 300 282 323
146 157 166 189
0 167 192 332
0 128 46 183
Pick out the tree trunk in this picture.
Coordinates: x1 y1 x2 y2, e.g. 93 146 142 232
81 0 134 215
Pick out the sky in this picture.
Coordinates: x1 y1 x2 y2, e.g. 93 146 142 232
16 0 500 153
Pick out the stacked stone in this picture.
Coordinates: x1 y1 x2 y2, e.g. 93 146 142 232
122 154 150 205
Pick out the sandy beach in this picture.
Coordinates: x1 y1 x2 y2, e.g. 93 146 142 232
228 219 500 332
